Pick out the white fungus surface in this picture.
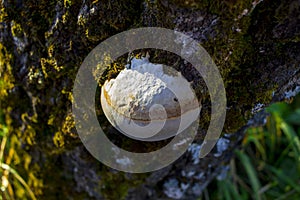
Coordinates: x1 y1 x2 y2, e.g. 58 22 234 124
101 57 200 141
103 57 198 120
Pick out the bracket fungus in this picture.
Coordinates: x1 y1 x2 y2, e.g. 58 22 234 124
101 57 200 141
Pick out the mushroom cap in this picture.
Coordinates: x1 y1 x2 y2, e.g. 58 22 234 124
101 58 200 141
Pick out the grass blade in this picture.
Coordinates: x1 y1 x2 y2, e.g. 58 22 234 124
266 164 300 193
235 150 262 200
1 163 37 200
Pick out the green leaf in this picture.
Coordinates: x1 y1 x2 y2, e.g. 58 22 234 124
235 150 262 200
0 126 8 137
266 102 291 118
280 122 300 160
286 109 300 125
266 164 300 193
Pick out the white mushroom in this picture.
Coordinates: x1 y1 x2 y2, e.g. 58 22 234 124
101 57 200 141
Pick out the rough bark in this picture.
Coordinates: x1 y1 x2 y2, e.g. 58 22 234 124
0 0 299 199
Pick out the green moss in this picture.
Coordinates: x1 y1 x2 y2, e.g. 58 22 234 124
193 0 281 132
0 44 14 97
0 110 43 199
99 167 148 200
1 0 298 198
53 131 65 148
11 21 23 38
2 0 146 197
64 0 73 8
169 0 209 10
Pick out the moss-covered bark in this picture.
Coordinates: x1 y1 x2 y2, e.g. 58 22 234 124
0 0 299 199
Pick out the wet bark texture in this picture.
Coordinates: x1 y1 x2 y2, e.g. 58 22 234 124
0 0 299 199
